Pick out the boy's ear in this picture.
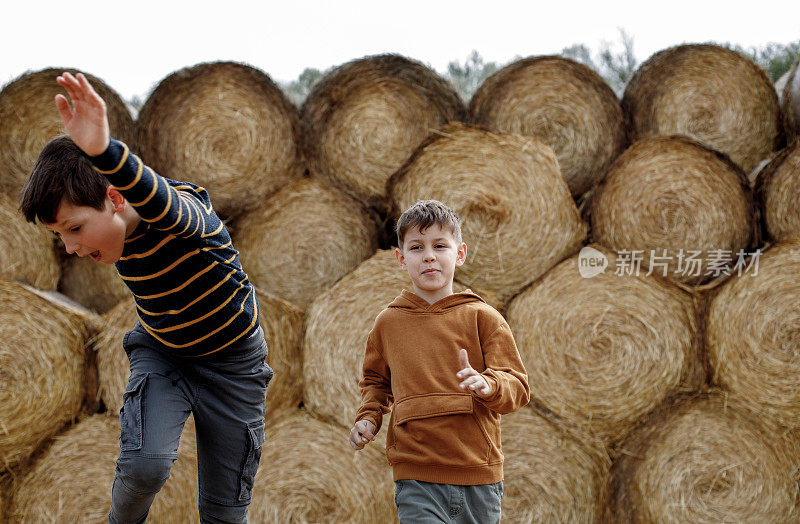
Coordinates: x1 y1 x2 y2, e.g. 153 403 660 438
455 242 467 267
395 247 407 271
107 187 126 212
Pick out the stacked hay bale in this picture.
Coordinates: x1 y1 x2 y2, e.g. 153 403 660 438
470 56 626 198
622 44 781 174
780 58 800 142
136 61 303 218
0 68 134 198
0 279 87 472
248 409 395 522
8 414 199 523
501 407 610 522
388 123 587 303
233 177 379 309
755 142 800 241
505 245 701 445
706 239 800 429
0 191 59 290
301 54 464 209
607 393 800 522
59 256 128 314
589 136 755 286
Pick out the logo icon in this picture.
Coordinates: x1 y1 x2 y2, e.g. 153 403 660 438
578 246 608 279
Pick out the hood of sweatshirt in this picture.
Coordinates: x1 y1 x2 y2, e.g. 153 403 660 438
388 289 485 314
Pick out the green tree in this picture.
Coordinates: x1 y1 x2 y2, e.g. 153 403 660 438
445 50 501 102
281 67 327 107
561 29 639 96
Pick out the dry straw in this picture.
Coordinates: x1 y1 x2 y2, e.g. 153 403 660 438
505 245 701 444
93 288 303 417
0 279 87 472
706 239 800 429
755 141 800 242
781 58 800 143
622 44 781 174
248 409 395 523
0 68 134 198
8 414 199 523
501 406 610 523
389 122 587 303
589 135 755 286
607 392 800 523
470 55 626 198
233 177 379 309
301 54 465 208
0 191 59 290
60 255 129 314
136 61 303 218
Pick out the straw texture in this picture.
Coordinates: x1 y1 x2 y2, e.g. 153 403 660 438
622 44 781 174
0 68 134 198
8 414 199 523
0 191 59 290
706 239 800 429
60 256 128 314
136 61 302 217
301 54 465 208
501 407 610 523
505 245 701 444
589 136 755 286
248 409 395 523
470 56 626 197
389 123 587 302
0 279 87 472
781 58 800 143
755 142 800 242
608 392 800 523
234 177 379 309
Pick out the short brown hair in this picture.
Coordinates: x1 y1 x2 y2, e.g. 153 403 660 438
396 200 462 246
19 135 109 224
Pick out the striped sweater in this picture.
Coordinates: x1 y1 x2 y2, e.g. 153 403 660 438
91 139 258 357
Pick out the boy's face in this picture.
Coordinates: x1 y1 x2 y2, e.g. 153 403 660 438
44 189 129 264
395 224 467 304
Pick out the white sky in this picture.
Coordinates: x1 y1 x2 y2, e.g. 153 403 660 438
1 0 798 101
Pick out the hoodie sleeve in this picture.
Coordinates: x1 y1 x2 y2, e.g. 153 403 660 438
475 313 530 414
355 329 393 433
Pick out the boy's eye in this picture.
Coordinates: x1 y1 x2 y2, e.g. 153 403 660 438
69 226 81 233
409 245 421 250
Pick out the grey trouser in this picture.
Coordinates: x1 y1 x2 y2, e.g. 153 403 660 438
108 324 273 524
394 479 503 523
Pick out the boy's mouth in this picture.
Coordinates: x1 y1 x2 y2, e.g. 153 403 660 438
89 250 101 261
422 268 439 275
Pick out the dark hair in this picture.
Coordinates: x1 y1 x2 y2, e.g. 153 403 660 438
396 199 462 246
19 135 109 224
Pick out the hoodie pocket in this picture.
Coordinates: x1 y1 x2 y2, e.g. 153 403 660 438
389 393 491 467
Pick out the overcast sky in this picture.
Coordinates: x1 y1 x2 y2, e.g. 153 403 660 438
1 0 798 101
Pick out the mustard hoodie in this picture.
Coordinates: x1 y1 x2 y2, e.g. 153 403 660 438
355 289 530 485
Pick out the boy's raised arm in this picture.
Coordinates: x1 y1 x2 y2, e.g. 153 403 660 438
55 72 110 157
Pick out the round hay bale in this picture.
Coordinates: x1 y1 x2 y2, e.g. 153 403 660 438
248 409 394 523
505 244 701 444
0 279 86 472
0 68 134 198
0 191 59 290
136 61 302 218
780 58 800 142
301 54 465 208
8 414 199 523
501 407 610 522
59 256 128 314
589 135 755 286
233 177 379 309
755 142 800 242
608 392 800 523
94 289 303 418
706 239 800 428
388 122 587 302
470 55 626 198
622 44 781 174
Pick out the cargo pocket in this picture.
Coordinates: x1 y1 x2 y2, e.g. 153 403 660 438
238 420 265 502
119 373 148 452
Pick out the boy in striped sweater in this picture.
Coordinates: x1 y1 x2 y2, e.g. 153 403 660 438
19 72 272 523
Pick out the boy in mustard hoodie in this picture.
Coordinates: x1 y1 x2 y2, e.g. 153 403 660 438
349 200 530 523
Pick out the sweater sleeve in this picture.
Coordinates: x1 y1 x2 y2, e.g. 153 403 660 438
354 330 393 433
89 139 217 239
475 315 531 414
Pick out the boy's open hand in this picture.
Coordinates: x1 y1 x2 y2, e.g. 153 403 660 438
457 349 492 397
349 420 376 450
55 72 110 157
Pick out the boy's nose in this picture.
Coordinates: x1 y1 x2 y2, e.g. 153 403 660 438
64 240 80 255
423 251 436 262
